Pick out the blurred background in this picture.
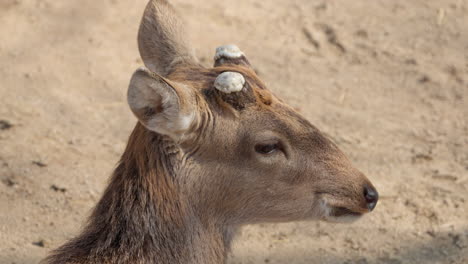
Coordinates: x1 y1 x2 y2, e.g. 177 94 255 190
0 0 467 263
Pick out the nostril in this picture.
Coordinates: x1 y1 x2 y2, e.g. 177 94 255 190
363 186 379 211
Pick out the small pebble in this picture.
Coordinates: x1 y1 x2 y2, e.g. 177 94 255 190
50 184 67 193
0 120 13 130
32 240 46 247
32 161 47 167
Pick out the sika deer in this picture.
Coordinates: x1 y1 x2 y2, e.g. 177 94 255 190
43 0 378 263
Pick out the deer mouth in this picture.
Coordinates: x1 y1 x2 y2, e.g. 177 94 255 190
316 198 365 223
331 207 363 217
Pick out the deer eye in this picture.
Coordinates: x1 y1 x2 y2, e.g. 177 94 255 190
255 143 279 155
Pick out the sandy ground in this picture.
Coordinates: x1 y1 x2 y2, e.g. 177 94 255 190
0 0 467 263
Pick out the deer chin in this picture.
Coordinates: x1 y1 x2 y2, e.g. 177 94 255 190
317 200 364 223
325 207 363 223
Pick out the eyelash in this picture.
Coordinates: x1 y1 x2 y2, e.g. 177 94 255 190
255 143 280 155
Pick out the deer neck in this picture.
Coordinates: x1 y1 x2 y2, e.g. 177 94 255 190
103 126 235 263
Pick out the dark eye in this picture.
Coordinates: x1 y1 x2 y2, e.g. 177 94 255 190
255 143 279 155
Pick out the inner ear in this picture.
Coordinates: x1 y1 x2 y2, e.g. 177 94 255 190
127 68 198 141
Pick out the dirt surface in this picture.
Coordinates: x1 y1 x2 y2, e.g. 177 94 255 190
1 0 467 263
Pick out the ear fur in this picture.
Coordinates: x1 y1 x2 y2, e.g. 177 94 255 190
127 67 197 141
138 0 198 76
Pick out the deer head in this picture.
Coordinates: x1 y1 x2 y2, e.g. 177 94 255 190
128 0 378 225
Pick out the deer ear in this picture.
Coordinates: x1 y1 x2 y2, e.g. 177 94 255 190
138 0 198 76
127 68 197 141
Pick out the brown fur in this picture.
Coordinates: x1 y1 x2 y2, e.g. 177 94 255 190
43 1 377 263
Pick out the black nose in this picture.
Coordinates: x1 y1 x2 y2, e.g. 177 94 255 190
364 185 378 211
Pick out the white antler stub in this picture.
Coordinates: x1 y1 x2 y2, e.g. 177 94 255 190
214 45 244 60
214 72 245 94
